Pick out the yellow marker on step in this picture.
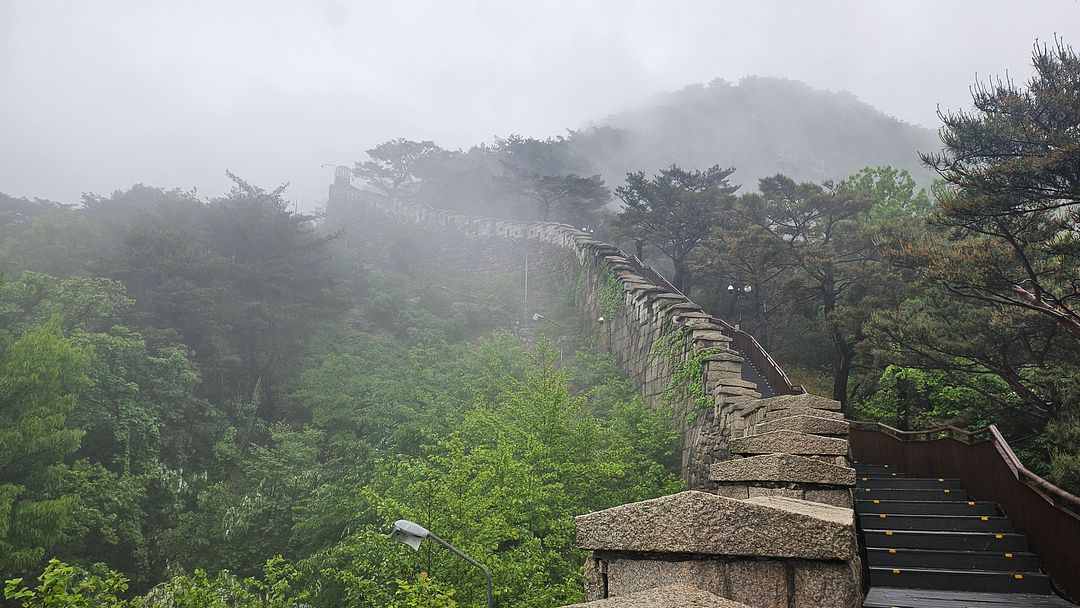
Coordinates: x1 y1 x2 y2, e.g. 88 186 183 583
968 501 976 506
873 499 881 504
879 514 887 518
888 549 897 554
944 489 951 493
1014 574 1023 580
938 478 944 482
981 516 989 521
892 568 901 574
995 534 1004 539
885 531 894 536
1005 553 1013 558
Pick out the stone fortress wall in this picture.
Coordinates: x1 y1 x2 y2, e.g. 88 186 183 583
328 178 863 607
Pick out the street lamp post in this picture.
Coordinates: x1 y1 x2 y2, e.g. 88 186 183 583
389 519 493 608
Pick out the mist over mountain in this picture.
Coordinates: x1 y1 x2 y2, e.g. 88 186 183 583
568 76 940 190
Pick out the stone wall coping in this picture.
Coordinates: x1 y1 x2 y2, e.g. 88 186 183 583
729 430 849 456
709 453 856 486
575 490 854 560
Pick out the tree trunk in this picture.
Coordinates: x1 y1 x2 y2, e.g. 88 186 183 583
672 258 691 296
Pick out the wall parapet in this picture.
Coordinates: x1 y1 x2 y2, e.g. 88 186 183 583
330 184 790 486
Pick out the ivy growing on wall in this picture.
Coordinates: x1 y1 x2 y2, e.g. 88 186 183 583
649 315 718 417
598 265 623 321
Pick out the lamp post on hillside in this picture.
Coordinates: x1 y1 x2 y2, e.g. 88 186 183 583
727 283 752 329
389 519 493 608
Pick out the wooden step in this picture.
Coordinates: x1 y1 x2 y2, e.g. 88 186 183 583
854 463 896 475
858 487 970 501
856 499 999 516
859 513 1012 532
865 547 1042 572
868 566 1052 594
864 587 1076 607
857 477 962 489
863 529 1029 552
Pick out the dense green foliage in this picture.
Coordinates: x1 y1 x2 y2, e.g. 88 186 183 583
0 174 681 605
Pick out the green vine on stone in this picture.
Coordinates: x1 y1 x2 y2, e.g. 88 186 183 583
598 265 622 320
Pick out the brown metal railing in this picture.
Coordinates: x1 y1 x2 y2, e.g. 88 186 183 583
850 421 1080 603
623 255 802 396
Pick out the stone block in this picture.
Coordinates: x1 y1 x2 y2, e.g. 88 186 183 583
603 559 725 599
583 556 605 601
709 453 856 486
560 583 755 608
726 560 788 608
729 430 849 457
756 415 850 437
575 491 855 560
715 484 749 499
748 486 803 500
764 407 844 421
760 393 842 411
803 488 853 508
792 561 860 608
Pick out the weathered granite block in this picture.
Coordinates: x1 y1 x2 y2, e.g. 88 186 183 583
561 583 755 608
755 415 850 436
761 393 842 411
729 430 849 457
726 560 788 608
575 491 855 560
803 488 854 508
603 559 725 599
710 453 856 486
764 407 845 421
792 561 861 608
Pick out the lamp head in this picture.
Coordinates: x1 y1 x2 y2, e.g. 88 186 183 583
597 316 605 324
727 284 735 293
390 519 430 551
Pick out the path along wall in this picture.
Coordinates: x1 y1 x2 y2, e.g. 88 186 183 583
330 182 761 488
328 180 863 606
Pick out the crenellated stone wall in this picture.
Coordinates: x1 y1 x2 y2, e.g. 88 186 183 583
327 180 863 606
329 182 762 488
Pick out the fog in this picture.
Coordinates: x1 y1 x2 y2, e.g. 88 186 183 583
1 0 1076 208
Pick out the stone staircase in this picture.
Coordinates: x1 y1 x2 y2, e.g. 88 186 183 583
856 462 1075 607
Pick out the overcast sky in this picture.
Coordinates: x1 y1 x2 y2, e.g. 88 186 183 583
1 0 1077 209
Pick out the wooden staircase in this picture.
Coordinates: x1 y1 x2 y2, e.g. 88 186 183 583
856 462 1075 607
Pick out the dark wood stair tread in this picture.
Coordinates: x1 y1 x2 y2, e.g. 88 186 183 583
864 586 1076 607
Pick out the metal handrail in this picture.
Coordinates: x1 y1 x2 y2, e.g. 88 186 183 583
624 255 802 396
851 420 1080 512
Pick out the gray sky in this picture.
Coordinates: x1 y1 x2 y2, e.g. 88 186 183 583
1 0 1077 209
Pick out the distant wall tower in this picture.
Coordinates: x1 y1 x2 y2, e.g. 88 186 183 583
334 165 351 187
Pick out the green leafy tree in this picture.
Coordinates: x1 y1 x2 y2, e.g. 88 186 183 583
0 319 89 575
614 165 739 294
496 164 609 224
354 139 444 201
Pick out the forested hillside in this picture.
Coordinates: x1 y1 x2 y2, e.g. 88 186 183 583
0 177 681 606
